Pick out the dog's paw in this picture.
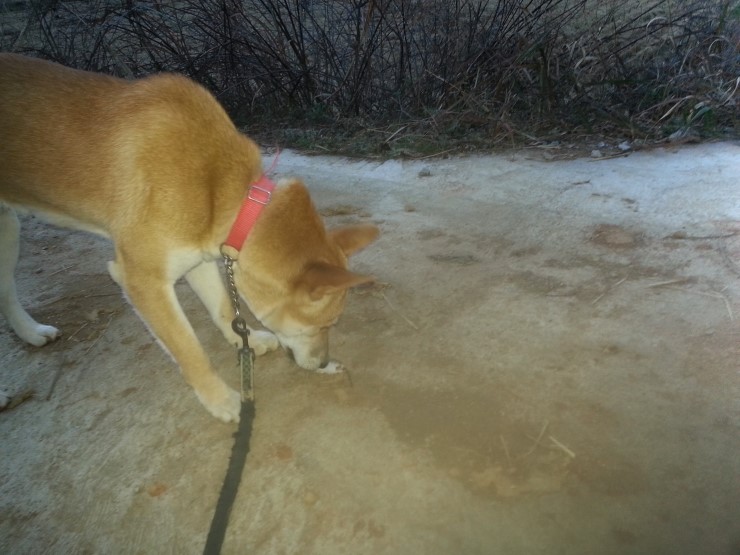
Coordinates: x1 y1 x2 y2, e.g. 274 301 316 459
195 380 241 423
317 360 344 375
249 330 279 356
18 322 60 347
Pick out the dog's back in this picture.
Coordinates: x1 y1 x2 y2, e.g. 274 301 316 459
0 54 259 239
0 54 126 232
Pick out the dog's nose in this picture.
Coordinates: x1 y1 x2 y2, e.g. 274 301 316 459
319 360 329 370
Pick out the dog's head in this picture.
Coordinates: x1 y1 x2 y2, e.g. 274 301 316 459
234 179 378 369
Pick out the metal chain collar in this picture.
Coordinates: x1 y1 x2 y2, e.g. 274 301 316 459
223 253 241 319
222 253 255 401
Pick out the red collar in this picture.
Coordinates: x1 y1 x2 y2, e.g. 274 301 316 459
223 174 276 252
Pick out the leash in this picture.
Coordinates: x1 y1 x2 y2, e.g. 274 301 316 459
203 255 256 555
202 400 254 554
203 154 279 554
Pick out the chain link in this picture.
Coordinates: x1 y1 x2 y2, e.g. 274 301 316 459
222 253 254 401
223 254 241 320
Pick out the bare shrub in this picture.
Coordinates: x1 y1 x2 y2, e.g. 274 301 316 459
563 0 739 137
2 0 737 151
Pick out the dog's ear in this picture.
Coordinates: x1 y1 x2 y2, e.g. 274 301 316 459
297 262 374 300
328 225 379 257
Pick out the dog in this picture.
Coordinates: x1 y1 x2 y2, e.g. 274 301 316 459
0 54 378 422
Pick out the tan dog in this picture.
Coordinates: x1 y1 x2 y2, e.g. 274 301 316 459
0 54 378 422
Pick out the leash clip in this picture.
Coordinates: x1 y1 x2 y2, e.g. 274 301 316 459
231 317 254 402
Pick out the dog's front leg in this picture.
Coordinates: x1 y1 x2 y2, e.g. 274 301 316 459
109 258 240 422
185 260 279 355
0 205 60 346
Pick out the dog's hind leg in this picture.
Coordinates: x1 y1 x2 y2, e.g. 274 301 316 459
0 204 60 346
185 260 279 355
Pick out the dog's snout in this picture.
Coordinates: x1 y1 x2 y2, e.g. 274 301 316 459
280 332 329 370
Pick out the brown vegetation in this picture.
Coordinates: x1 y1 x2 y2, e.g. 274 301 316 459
2 0 737 155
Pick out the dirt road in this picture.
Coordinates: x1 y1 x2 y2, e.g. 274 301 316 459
2 142 739 554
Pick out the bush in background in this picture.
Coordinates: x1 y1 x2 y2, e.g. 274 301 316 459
1 0 737 155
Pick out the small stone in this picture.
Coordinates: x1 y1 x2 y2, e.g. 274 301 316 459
275 444 293 461
146 483 168 497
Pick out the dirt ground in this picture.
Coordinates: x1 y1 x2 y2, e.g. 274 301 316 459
1 142 739 555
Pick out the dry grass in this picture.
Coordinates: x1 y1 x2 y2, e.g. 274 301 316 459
2 0 737 156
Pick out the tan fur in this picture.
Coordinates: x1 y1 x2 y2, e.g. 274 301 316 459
0 54 378 422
